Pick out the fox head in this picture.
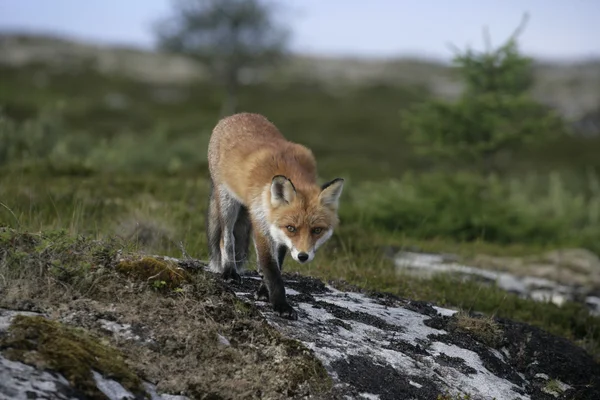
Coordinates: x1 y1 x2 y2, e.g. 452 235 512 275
267 175 344 264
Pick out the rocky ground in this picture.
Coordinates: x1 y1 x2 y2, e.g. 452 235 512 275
1 230 599 400
392 249 600 317
235 270 600 400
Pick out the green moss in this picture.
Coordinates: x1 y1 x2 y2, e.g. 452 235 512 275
543 379 565 395
0 315 145 400
116 256 191 291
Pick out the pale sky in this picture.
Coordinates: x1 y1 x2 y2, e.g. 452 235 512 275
0 0 598 61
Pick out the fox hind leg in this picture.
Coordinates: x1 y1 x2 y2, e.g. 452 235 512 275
233 205 252 272
206 180 222 273
254 236 269 301
217 186 242 283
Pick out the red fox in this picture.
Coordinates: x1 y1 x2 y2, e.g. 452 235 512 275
206 113 345 320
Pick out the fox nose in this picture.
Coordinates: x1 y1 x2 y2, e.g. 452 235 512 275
297 252 309 262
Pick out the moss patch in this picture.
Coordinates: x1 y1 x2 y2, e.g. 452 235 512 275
448 311 504 348
0 315 144 400
543 378 567 396
116 256 191 291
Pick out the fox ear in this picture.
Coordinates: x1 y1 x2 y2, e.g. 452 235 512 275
319 178 344 209
271 175 296 207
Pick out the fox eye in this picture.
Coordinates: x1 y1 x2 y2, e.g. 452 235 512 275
286 225 296 233
312 227 323 235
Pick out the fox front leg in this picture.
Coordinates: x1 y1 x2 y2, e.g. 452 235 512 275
253 231 297 320
255 245 287 302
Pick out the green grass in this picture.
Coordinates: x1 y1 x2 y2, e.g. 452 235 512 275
345 171 600 253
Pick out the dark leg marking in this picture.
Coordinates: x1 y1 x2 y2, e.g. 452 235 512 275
277 245 287 271
256 245 286 302
254 231 297 320
233 205 252 272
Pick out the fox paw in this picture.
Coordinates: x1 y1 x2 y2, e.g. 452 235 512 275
273 301 298 320
255 283 270 302
222 269 241 284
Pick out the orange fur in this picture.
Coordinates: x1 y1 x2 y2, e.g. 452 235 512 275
208 113 318 203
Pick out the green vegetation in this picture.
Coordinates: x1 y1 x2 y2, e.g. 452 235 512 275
347 171 600 253
403 15 566 172
1 17 600 367
2 170 599 359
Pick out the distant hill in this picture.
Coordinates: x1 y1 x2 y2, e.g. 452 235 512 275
1 32 599 126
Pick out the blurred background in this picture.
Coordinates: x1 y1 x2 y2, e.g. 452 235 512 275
1 0 600 358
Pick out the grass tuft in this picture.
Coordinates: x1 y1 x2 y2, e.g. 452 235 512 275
448 311 504 348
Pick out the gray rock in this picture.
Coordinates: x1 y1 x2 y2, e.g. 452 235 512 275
542 248 600 274
0 355 79 400
394 250 600 316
